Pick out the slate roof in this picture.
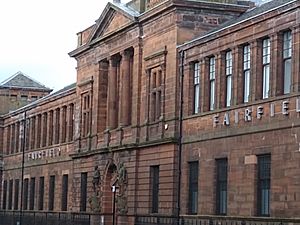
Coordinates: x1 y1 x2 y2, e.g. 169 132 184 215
0 71 52 91
179 0 297 48
112 1 140 17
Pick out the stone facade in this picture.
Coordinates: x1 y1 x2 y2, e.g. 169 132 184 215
0 0 299 225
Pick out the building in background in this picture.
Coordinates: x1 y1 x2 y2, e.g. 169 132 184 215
0 0 299 225
0 71 52 115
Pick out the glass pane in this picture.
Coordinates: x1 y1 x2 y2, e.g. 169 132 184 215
210 80 215 110
226 75 232 107
263 65 270 99
284 59 291 94
244 70 250 103
194 85 200 114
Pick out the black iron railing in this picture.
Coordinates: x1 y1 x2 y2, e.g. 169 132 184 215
135 215 300 225
0 210 91 225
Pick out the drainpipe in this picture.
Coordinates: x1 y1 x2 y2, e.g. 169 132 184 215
176 50 185 225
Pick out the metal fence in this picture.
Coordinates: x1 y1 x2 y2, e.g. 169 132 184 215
135 215 300 225
0 211 91 225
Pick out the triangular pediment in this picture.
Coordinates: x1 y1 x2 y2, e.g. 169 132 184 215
88 3 138 43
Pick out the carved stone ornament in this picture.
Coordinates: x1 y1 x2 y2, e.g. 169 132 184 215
89 166 102 213
116 161 128 215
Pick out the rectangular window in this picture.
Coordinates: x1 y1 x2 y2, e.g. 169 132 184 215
82 94 91 137
262 38 271 99
36 114 42 148
283 31 292 94
42 113 47 147
2 180 7 209
243 45 251 103
8 180 13 210
15 122 20 153
225 51 233 107
216 159 228 215
14 179 19 210
149 69 163 121
49 175 55 211
61 174 68 211
38 177 44 210
80 172 87 212
188 162 198 214
29 177 35 210
257 154 271 216
193 62 200 114
55 108 60 144
23 178 29 210
209 57 216 110
6 125 11 155
62 106 67 143
69 104 74 142
49 111 54 146
150 166 159 213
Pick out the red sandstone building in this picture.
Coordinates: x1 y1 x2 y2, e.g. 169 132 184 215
0 0 300 224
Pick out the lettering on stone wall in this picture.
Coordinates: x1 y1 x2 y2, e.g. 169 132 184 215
203 16 219 25
27 147 61 161
212 100 294 127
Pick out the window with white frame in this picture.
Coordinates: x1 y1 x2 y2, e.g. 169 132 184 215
209 57 216 110
243 45 251 103
283 31 292 94
193 62 200 114
262 38 270 99
225 51 232 107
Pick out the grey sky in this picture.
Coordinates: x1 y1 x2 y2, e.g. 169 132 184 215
0 0 129 91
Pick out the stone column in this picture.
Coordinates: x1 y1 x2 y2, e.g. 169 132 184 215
216 53 224 109
201 58 209 112
292 25 300 92
107 57 118 130
120 50 132 127
232 47 243 105
270 32 283 96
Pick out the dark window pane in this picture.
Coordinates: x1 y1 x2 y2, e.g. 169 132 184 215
257 154 271 216
23 179 29 210
2 180 7 209
150 166 159 213
14 179 19 210
61 175 68 211
49 176 55 211
80 173 87 212
29 177 35 210
188 162 198 214
38 177 44 210
216 159 228 215
8 180 13 210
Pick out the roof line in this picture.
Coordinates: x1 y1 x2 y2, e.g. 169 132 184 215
178 0 298 50
0 71 52 90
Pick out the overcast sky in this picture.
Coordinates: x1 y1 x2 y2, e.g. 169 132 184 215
0 0 129 91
